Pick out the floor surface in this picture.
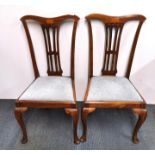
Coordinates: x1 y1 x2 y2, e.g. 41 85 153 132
0 100 155 150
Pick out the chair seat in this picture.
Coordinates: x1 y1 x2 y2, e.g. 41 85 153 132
86 76 143 102
19 76 74 102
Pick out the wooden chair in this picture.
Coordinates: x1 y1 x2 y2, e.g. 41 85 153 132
80 13 147 144
15 15 80 144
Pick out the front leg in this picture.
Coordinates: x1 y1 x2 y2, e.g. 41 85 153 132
65 108 80 144
132 108 147 144
80 107 96 142
15 107 28 144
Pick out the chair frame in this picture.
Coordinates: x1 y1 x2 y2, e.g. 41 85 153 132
15 14 80 144
80 13 147 144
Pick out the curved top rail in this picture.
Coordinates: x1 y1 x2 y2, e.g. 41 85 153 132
86 13 146 23
21 14 79 25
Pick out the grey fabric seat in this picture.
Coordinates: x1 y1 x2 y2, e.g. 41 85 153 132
20 76 74 102
87 76 143 102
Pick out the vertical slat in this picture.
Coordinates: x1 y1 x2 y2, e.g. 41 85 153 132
111 26 120 73
111 27 118 72
108 26 112 51
46 27 54 73
113 53 117 72
109 54 113 71
113 26 119 51
114 24 123 72
105 25 112 72
103 26 109 71
106 53 110 71
112 53 115 71
115 24 123 51
111 53 115 72
41 26 51 74
53 26 59 71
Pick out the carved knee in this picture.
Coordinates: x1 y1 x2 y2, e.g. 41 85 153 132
15 107 28 113
133 108 147 117
82 107 96 115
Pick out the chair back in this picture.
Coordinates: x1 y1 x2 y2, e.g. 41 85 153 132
86 13 146 78
21 15 79 79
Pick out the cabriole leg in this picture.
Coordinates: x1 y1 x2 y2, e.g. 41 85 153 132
15 107 28 144
132 108 147 144
65 108 80 144
80 107 96 142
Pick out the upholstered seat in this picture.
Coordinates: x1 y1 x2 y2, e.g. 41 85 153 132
87 76 143 102
20 76 74 102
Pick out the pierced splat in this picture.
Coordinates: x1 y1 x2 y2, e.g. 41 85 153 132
102 23 124 75
41 25 63 76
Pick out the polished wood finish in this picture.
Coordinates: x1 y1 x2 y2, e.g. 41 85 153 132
65 108 80 144
80 107 96 142
15 107 28 144
41 25 63 76
81 13 147 143
15 14 80 144
132 108 147 144
86 13 146 78
20 15 79 79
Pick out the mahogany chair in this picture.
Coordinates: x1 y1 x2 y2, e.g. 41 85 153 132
15 15 80 144
80 13 147 144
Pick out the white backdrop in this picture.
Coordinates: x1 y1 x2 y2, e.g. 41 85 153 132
0 0 155 102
